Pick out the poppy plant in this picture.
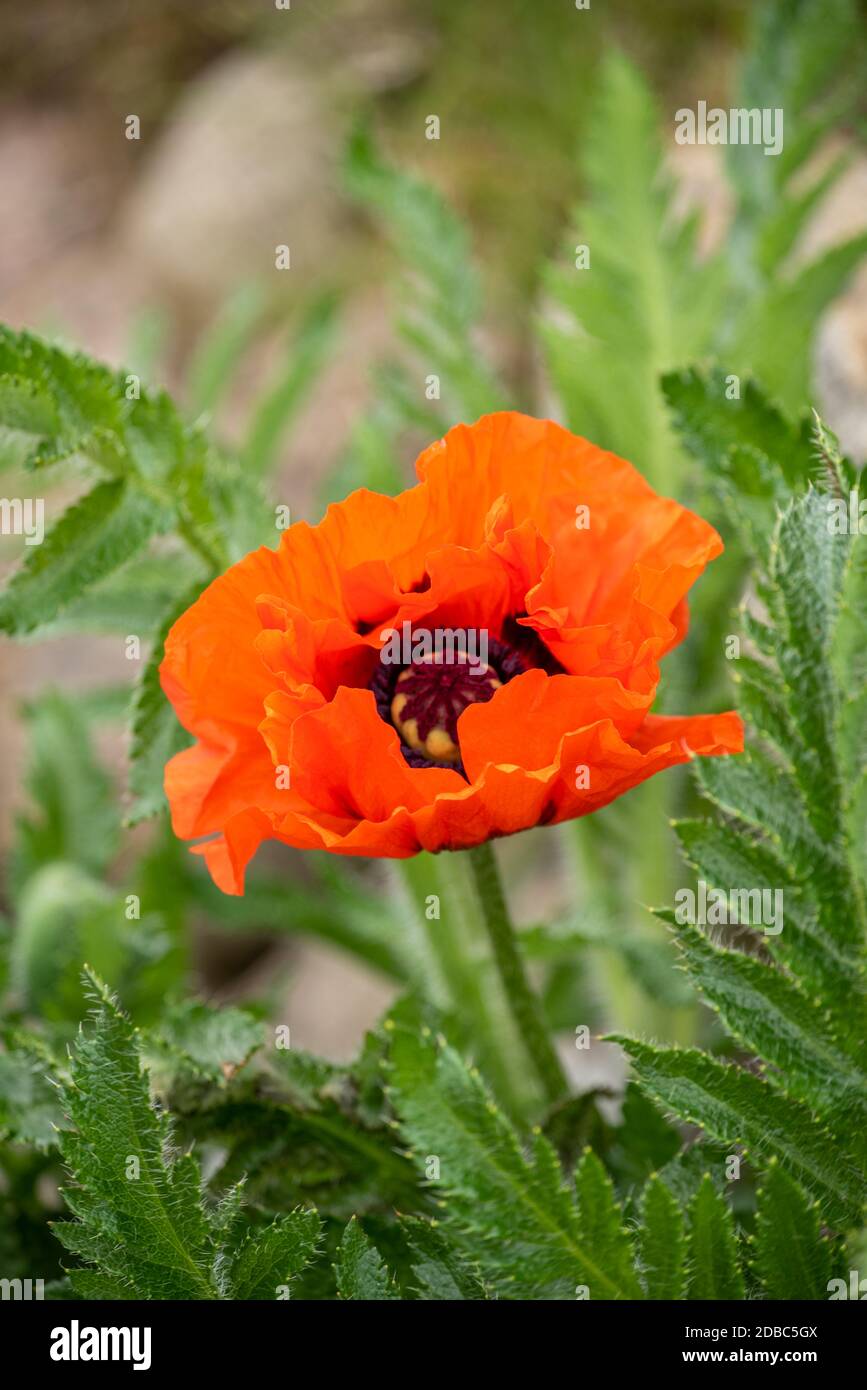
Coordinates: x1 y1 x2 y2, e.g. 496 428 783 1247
161 411 742 898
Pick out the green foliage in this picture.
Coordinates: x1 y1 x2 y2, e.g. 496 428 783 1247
344 123 507 433
687 1176 745 1300
613 383 867 1247
398 1215 487 1300
11 692 118 890
0 0 864 1305
0 1035 67 1151
141 998 265 1093
752 1160 840 1300
335 1218 399 1300
544 0 866 483
242 292 339 478
0 480 172 636
638 1176 686 1300
52 972 319 1300
542 50 726 493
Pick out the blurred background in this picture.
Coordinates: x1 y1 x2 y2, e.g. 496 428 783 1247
1 0 865 1069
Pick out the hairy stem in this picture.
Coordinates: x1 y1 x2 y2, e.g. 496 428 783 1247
398 851 543 1117
465 842 570 1107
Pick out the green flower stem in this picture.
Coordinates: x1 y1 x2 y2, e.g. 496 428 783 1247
465 842 570 1108
176 512 224 573
398 851 547 1118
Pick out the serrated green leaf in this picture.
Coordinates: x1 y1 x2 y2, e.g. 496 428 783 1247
225 1208 320 1300
30 546 206 640
687 1175 744 1300
399 1216 487 1300
56 970 218 1299
0 1043 66 1150
638 1175 686 1300
142 999 264 1091
335 1217 399 1300
0 480 171 635
673 923 866 1132
0 374 60 470
753 1161 837 1299
611 1036 864 1228
0 326 127 472
662 367 814 488
730 236 867 415
344 124 505 424
574 1150 642 1298
389 1008 637 1299
670 816 842 999
66 1267 139 1300
543 54 722 495
770 491 849 819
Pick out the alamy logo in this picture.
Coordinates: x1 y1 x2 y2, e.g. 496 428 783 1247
0 496 44 545
379 622 489 674
826 489 867 534
827 1270 867 1300
50 1320 152 1371
675 101 783 157
674 878 784 935
0 1277 44 1299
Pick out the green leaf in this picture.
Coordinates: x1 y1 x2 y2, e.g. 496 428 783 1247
54 971 218 1299
12 691 118 888
67 1268 138 1300
687 1176 744 1300
834 520 867 885
27 547 206 640
187 282 267 419
770 492 849 826
142 999 264 1092
344 124 505 423
224 1209 320 1300
574 1150 642 1298
542 53 723 495
177 1025 419 1223
755 154 850 276
399 1216 487 1300
730 0 863 253
0 480 171 635
0 326 127 471
611 1037 864 1228
662 366 814 494
389 1007 638 1299
638 1175 686 1300
0 375 60 470
242 292 339 478
730 236 867 417
0 1040 67 1150
10 863 122 1021
335 1217 399 1300
673 923 866 1131
753 1161 837 1299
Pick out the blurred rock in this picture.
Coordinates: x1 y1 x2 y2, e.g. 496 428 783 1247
120 51 350 310
280 939 396 1062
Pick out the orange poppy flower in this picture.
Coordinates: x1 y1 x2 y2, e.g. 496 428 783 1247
161 412 742 894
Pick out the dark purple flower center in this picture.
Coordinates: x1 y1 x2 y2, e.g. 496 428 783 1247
369 629 529 773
